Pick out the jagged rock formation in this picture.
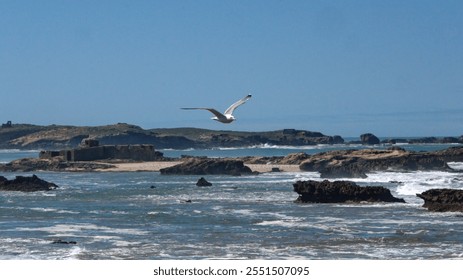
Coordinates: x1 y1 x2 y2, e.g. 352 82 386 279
293 180 405 203
417 189 463 212
0 175 58 192
160 158 253 176
299 147 463 178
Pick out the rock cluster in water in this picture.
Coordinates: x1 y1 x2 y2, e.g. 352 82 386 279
293 180 405 203
299 147 463 178
0 175 58 192
417 189 463 212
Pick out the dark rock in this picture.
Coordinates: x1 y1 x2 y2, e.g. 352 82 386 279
196 177 212 187
293 180 405 203
299 147 461 177
160 158 253 176
332 135 344 144
360 133 380 145
417 189 463 212
319 162 368 179
51 239 77 245
0 175 58 192
271 167 281 172
0 157 115 172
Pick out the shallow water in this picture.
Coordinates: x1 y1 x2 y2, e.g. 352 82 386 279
1 146 463 259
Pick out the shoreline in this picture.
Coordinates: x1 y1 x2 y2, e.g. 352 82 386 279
98 161 301 173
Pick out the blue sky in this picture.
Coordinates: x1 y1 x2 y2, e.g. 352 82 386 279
1 0 462 137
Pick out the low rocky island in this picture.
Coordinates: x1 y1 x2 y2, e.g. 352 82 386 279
1 122 461 150
417 189 463 212
0 123 345 150
293 180 405 203
298 146 463 178
0 175 58 192
0 157 115 172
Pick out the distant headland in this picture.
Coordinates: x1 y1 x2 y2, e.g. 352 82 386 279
1 121 462 150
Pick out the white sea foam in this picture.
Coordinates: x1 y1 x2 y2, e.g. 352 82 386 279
66 246 84 260
232 209 257 217
448 161 463 170
16 223 149 237
0 149 40 153
30 207 79 214
256 220 301 227
352 170 463 198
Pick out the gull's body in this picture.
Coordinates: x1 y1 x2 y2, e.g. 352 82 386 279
182 94 252 123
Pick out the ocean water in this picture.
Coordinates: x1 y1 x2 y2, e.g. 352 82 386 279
1 144 463 260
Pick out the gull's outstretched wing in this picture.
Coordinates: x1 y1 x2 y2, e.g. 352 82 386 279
224 94 252 115
181 107 226 119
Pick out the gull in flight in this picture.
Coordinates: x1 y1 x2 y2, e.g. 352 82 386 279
182 94 252 123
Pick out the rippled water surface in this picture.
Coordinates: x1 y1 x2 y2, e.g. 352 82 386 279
1 146 463 259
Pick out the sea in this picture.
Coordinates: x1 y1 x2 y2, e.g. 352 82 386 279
1 142 463 260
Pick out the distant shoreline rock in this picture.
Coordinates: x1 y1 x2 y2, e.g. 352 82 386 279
1 146 462 175
360 133 380 145
0 175 58 192
417 189 463 212
299 146 463 178
0 158 115 172
196 177 212 187
0 123 345 150
293 180 405 203
160 158 254 176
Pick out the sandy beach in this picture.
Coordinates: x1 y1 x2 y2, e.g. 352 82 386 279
100 161 301 173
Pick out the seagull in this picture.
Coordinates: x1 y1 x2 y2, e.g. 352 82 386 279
181 94 252 123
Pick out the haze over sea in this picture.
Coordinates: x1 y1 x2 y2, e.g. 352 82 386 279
1 142 463 260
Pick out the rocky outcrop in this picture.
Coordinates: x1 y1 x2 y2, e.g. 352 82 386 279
381 137 463 145
51 239 77 245
293 180 405 203
160 158 253 176
0 175 58 192
196 177 212 187
319 164 368 179
416 189 463 212
360 133 380 145
299 147 462 178
0 158 114 172
239 152 311 165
